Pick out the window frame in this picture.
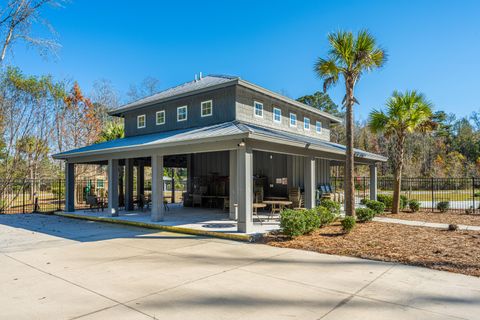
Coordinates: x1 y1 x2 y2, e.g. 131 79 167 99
137 114 146 129
201 100 213 117
156 110 165 125
177 105 188 122
253 101 264 118
289 113 297 127
272 107 282 123
316 120 322 134
304 117 310 131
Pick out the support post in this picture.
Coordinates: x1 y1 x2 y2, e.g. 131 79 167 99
171 168 175 204
125 158 134 211
304 156 316 209
137 161 145 197
236 145 253 233
65 161 75 212
107 159 119 216
369 164 377 201
151 154 165 222
229 150 237 220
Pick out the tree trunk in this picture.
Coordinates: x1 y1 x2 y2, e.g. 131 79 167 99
344 79 355 216
392 134 406 214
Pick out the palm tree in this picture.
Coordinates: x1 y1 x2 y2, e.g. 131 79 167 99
368 90 434 213
315 30 386 216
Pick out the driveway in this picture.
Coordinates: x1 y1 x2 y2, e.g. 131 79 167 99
0 214 479 320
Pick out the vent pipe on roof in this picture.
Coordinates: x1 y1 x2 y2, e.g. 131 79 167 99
199 72 203 80
194 74 198 82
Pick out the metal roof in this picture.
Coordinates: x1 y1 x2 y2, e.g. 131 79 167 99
53 121 387 162
108 74 343 123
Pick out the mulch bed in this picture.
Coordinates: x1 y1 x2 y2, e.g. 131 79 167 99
383 209 480 226
265 222 480 277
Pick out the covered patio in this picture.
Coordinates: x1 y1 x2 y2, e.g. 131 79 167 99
54 121 386 235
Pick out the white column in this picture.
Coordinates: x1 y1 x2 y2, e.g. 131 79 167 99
125 158 134 211
229 150 237 220
370 164 378 201
151 154 165 222
237 145 253 233
304 156 316 209
108 158 119 216
65 161 75 212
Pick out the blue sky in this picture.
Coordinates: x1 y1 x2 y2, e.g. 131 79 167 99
7 0 480 120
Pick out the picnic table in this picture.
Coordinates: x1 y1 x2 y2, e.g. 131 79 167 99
262 200 292 220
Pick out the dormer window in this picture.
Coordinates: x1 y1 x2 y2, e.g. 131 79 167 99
290 113 297 127
273 107 281 123
304 117 310 131
316 120 322 133
201 100 213 117
137 114 146 129
156 110 165 125
254 101 263 118
177 106 188 122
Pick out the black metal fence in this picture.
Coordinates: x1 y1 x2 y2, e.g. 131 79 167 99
331 176 480 211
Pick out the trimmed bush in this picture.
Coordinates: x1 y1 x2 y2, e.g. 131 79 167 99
400 195 409 210
360 198 369 205
356 207 375 222
303 209 321 234
319 199 341 215
341 216 356 233
436 201 450 213
315 205 337 227
377 194 393 209
280 209 306 237
408 199 421 212
365 200 386 215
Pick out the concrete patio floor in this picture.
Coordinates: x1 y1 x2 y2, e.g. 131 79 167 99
63 204 280 238
1 213 479 320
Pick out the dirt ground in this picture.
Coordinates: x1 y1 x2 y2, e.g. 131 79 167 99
384 209 480 226
265 221 480 277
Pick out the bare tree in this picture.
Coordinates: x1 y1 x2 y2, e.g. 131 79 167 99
0 0 64 63
127 76 160 102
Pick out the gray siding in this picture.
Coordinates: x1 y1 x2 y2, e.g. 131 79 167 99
235 85 331 140
123 86 236 137
191 151 229 177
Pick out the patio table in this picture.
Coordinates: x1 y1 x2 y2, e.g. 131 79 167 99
252 203 267 223
262 200 292 221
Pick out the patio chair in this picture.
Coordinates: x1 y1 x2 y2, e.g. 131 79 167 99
288 187 303 209
192 194 202 207
86 195 103 212
222 197 230 212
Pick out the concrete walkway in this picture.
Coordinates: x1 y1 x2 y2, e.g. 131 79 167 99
1 214 479 320
374 216 480 231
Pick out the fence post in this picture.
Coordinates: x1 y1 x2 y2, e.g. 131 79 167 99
431 177 434 212
22 179 25 214
473 177 476 214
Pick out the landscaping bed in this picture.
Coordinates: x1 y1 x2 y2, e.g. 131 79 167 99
383 209 480 226
265 221 480 277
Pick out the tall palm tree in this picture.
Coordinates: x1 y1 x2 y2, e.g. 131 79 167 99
368 90 434 213
315 30 386 216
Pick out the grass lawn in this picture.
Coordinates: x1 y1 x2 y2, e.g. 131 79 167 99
383 209 480 226
378 190 479 201
265 221 480 277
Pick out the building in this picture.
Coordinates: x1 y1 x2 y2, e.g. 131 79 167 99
53 74 386 233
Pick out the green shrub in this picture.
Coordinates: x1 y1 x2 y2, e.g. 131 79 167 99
408 199 421 212
474 192 480 198
360 198 369 205
377 194 393 209
319 199 341 215
356 208 375 222
302 209 321 233
365 200 386 215
341 216 356 233
400 195 409 210
436 201 450 213
280 209 306 237
0 199 5 214
315 206 337 227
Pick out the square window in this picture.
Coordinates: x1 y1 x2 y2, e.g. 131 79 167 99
316 120 322 133
273 107 281 123
156 110 165 125
290 113 297 127
304 117 310 131
137 114 146 128
201 100 213 117
97 179 104 189
177 106 188 122
254 101 263 118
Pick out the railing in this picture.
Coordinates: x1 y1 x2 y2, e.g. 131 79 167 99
331 177 480 211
